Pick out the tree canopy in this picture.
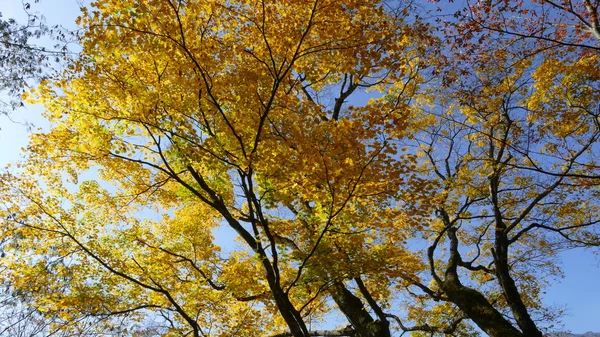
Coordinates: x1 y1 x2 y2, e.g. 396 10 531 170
1 0 599 336
0 0 71 116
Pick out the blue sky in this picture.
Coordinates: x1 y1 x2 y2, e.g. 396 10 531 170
0 0 599 334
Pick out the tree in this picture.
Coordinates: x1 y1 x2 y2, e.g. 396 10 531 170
0 1 70 117
0 2 80 335
1 0 439 336
2 0 600 336
397 1 600 336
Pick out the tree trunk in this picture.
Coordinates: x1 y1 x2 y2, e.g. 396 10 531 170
441 226 524 337
490 171 543 337
493 235 543 337
441 275 524 337
262 259 311 337
329 282 391 337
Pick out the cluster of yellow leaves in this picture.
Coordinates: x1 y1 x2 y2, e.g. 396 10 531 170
3 0 442 335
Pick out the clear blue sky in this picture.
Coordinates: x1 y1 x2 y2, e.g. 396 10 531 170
0 0 599 334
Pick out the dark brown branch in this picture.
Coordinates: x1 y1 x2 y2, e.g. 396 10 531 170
332 74 359 121
385 313 465 335
271 326 355 337
96 304 164 317
509 221 600 245
354 276 388 323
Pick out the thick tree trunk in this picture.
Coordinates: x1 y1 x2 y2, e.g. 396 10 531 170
440 226 524 337
441 275 524 337
494 235 544 337
262 259 311 337
206 183 310 337
330 282 391 337
490 171 543 337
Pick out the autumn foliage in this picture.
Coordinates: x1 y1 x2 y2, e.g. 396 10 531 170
1 0 599 336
